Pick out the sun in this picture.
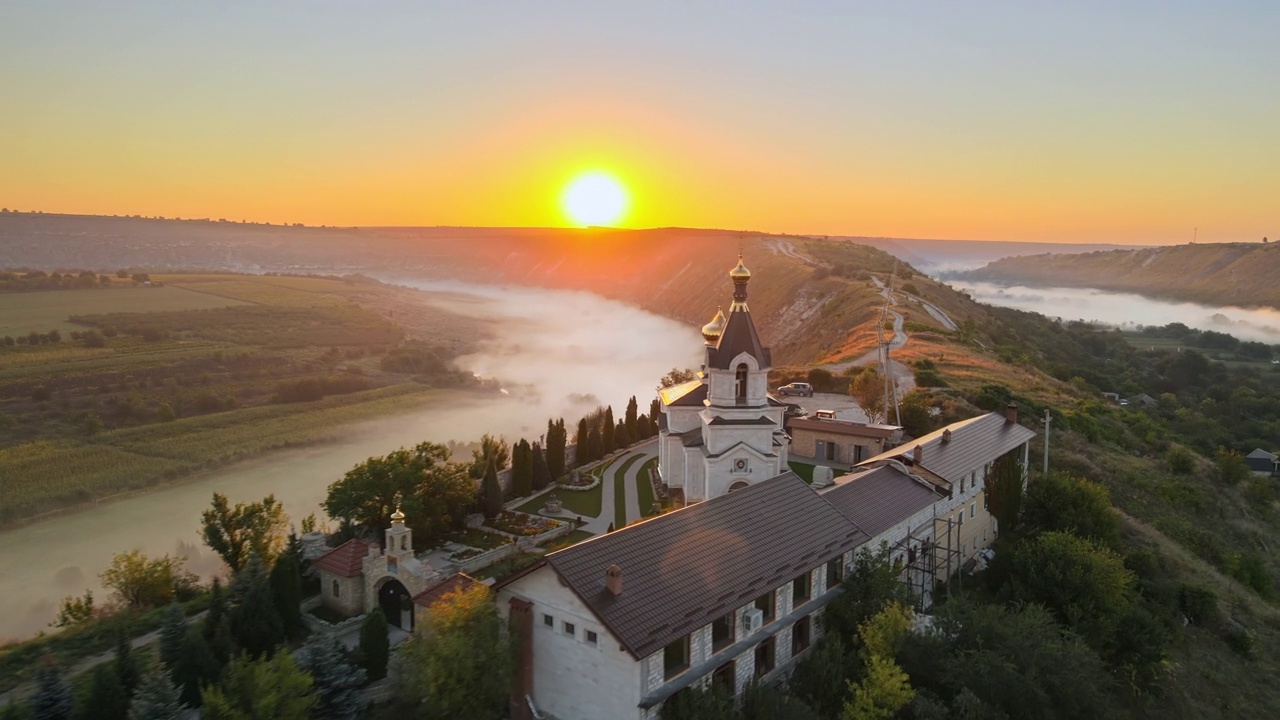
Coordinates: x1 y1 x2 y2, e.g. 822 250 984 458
562 171 628 227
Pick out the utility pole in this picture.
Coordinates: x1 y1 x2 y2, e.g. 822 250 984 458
1042 409 1052 477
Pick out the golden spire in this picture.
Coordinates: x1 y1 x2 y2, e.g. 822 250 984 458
729 254 751 282
701 306 727 345
729 255 751 311
390 504 405 524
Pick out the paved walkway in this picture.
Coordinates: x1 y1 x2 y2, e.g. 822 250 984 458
576 439 657 534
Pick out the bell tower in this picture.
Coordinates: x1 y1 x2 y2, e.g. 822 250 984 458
385 504 413 559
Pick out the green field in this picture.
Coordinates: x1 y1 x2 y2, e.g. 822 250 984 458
0 286 246 336
788 460 816 483
515 482 603 519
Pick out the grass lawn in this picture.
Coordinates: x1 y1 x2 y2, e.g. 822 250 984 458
514 482 603 519
636 457 658 516
447 528 508 550
613 454 643 529
543 529 596 552
789 460 816 484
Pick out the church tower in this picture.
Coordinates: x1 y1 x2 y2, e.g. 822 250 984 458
657 256 789 502
385 505 413 559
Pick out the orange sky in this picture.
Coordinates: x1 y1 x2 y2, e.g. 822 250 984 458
2 3 1277 244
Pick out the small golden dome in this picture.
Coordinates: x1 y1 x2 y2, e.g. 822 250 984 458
729 255 751 283
701 307 727 344
390 505 405 523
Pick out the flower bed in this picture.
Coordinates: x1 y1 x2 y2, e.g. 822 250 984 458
449 547 484 562
487 510 564 537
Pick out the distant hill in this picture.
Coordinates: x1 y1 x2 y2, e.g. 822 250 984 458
831 236 1137 273
961 242 1280 310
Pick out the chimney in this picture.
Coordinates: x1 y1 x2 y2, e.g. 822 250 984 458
605 565 623 596
1005 402 1018 425
912 445 923 465
941 429 952 444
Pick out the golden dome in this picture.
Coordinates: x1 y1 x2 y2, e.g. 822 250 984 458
701 307 727 344
729 255 751 283
390 505 405 523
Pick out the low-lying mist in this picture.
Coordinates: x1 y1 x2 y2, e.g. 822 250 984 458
0 280 703 641
959 281 1280 344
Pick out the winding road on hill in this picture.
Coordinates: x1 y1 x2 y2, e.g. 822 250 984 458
820 277 915 403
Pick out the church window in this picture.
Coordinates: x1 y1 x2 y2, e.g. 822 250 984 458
563 621 575 637
754 636 776 678
543 614 554 628
664 635 691 679
735 363 748 404
793 572 811 606
755 590 776 624
712 612 736 652
332 580 339 598
792 615 812 655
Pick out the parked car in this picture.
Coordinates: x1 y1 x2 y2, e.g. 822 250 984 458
777 382 813 397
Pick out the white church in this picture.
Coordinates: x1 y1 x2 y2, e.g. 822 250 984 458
494 257 1036 720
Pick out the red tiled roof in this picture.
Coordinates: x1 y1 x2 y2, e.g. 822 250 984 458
413 572 483 607
312 539 371 578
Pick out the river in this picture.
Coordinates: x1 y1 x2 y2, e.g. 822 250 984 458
0 280 703 641
957 281 1280 344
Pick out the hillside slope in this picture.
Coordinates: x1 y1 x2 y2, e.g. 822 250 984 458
963 242 1280 309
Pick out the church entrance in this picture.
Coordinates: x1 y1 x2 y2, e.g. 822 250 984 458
377 578 414 631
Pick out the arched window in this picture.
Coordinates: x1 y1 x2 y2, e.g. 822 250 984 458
332 580 340 597
735 364 748 404
400 536 407 551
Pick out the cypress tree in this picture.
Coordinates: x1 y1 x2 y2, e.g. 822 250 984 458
575 418 589 466
511 439 533 498
174 627 218 708
480 458 503 520
85 664 129 720
587 427 603 463
127 665 184 720
615 421 632 449
202 578 226 642
635 413 649 439
270 553 303 640
531 442 552 491
649 398 660 423
358 608 390 681
114 630 140 696
545 419 564 479
230 555 284 658
29 659 73 720
625 396 638 439
159 603 187 676
299 632 367 720
602 406 615 454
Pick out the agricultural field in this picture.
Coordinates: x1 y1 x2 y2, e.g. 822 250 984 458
0 285 245 337
0 272 486 521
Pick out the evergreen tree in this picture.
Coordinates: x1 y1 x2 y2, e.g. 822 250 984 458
202 577 227 645
29 659 74 720
587 427 603 463
545 418 566 478
985 447 1025 534
128 665 184 720
479 458 503 520
200 652 314 720
174 627 219 708
84 664 129 720
575 418 589 466
358 608 390 681
636 413 650 439
114 630 141 696
270 553 303 640
602 406 615 454
649 398 660 423
511 439 534 498
625 396 638 439
229 555 284 658
298 632 367 720
158 603 187 675
531 442 553 491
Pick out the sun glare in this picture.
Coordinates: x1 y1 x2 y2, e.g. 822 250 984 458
562 172 628 227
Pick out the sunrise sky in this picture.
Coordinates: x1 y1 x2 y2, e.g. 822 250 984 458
3 2 1277 243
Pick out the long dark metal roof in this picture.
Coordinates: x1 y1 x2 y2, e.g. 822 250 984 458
858 411 1035 483
543 472 867 659
820 465 941 538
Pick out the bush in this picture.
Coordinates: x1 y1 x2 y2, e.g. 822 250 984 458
1178 585 1222 627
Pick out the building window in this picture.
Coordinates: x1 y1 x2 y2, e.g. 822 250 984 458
543 614 554 628
971 502 976 517
755 591 776 624
332 580 339 598
826 558 844 588
735 363 748 404
754 636 776 678
712 612 735 653
793 572 811 606
960 476 965 492
663 635 691 679
712 660 736 695
958 509 964 524
564 622 575 637
586 630 599 646
792 615 812 655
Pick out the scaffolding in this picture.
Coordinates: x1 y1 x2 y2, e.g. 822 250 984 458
896 509 964 611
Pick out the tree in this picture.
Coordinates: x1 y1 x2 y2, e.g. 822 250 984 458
51 590 94 629
395 585 511 720
200 493 289 573
625 396 639 439
587 426 603 463
843 654 915 720
823 545 913 645
358 608 390 681
298 632 367 720
100 551 195 609
1022 473 1121 548
545 419 567 478
789 636 854 718
85 664 129 720
659 683 737 720
29 658 74 720
173 627 220 708
575 418 590 465
1215 447 1250 485
479 457 503 520
114 630 141 696
200 652 314 720
468 434 510 480
656 367 697 393
269 553 303 640
229 555 284 659
128 665 185 720
159 603 187 674
324 442 474 547
984 448 1025 534
896 390 935 438
849 368 886 424
602 405 615 454
511 439 533 498
615 420 632 448
1006 531 1135 648
531 442 553 491
741 682 822 720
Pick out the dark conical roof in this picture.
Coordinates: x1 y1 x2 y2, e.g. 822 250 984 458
708 307 771 369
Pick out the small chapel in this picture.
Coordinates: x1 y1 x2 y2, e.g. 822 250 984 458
657 256 790 502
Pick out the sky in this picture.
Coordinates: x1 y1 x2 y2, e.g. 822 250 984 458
2 1 1277 243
